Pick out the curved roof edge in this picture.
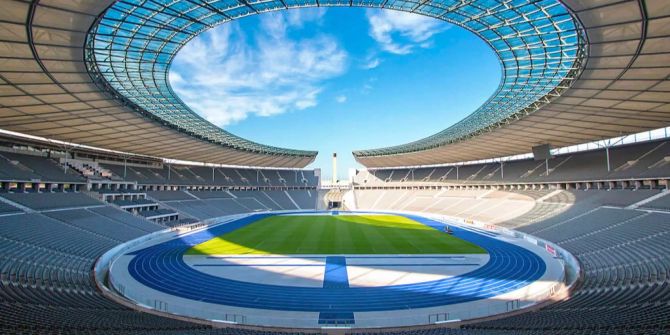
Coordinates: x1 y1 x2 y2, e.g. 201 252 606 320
85 0 320 159
85 6 317 158
87 0 582 167
354 0 588 159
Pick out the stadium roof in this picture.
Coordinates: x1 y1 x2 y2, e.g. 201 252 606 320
0 1 668 168
356 0 670 167
355 0 586 157
0 0 316 168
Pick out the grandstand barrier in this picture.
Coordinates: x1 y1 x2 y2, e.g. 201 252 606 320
428 312 450 324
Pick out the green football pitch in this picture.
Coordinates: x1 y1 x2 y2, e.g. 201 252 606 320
186 214 486 255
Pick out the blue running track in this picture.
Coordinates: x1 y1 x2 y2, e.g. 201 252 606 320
320 256 353 324
323 256 349 289
125 212 546 313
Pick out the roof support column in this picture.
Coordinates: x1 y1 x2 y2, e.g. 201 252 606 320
545 159 549 177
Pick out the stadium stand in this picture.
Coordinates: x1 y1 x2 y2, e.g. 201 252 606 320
0 201 21 214
111 198 157 209
0 190 231 333
0 155 41 181
351 187 670 334
3 170 668 334
0 144 320 333
261 190 298 210
0 152 85 184
640 193 670 211
147 191 197 201
4 139 665 334
137 208 180 222
98 162 319 189
287 189 317 209
189 191 235 199
153 189 316 221
355 139 670 187
0 192 103 211
230 191 282 210
2 132 668 334
233 197 268 211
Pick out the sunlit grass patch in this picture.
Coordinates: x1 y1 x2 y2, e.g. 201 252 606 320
186 214 486 255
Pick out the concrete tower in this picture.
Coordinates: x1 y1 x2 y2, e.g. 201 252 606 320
332 153 337 184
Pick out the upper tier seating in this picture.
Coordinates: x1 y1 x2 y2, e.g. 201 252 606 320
98 163 318 187
0 155 41 181
356 139 670 185
0 152 84 183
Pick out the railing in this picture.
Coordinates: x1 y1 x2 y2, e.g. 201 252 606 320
319 319 355 328
428 313 449 323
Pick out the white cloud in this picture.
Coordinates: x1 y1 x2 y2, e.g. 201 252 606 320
335 95 347 103
366 9 447 55
361 84 373 95
170 10 347 127
286 7 326 27
364 56 380 69
168 71 183 85
361 77 377 95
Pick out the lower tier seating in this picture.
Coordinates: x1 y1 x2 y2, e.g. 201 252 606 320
1 188 668 334
353 188 670 334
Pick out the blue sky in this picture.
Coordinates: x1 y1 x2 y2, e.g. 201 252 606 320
170 8 500 180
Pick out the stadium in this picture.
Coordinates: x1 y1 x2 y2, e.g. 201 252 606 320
0 0 669 334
